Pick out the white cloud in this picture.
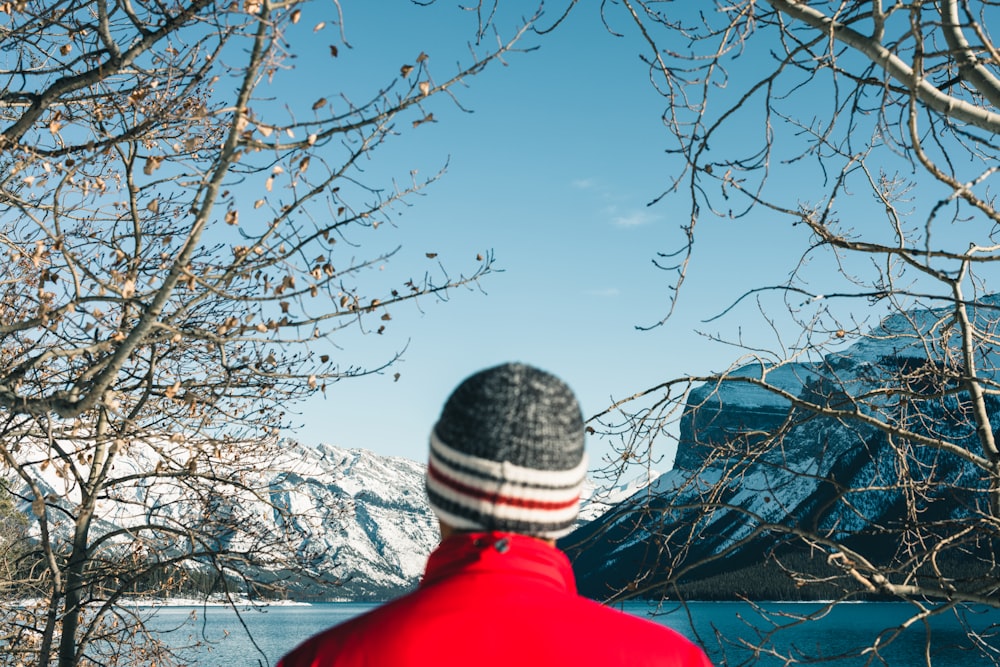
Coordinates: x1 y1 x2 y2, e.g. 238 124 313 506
611 210 659 227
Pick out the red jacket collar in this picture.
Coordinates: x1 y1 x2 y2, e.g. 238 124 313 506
421 531 577 593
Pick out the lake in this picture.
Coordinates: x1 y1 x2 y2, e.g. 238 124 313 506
143 600 1000 666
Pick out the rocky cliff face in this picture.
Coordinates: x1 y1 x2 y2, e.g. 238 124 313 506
9 437 653 601
8 440 439 601
566 301 1000 600
265 442 440 599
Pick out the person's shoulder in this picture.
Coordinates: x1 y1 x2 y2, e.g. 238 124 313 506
276 604 387 667
276 614 359 667
577 597 674 634
570 598 712 664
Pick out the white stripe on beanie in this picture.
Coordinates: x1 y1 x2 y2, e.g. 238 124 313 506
430 433 588 496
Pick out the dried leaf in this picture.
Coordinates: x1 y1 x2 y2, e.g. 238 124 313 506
290 8 301 23
400 64 413 78
419 81 430 96
143 156 163 175
416 52 428 63
312 97 326 111
313 21 325 32
254 199 265 209
425 252 438 259
225 209 239 225
329 45 338 57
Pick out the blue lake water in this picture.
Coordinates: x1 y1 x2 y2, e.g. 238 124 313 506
143 600 1000 666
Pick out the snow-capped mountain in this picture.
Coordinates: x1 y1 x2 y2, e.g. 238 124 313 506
8 436 652 602
566 299 1000 600
8 438 439 601
267 442 440 599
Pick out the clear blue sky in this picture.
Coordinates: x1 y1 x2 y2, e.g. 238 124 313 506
277 2 811 467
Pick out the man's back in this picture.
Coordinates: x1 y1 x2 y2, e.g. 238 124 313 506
278 532 712 667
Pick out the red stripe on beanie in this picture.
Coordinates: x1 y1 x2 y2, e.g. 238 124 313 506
427 460 580 511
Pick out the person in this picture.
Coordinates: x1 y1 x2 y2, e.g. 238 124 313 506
277 362 712 667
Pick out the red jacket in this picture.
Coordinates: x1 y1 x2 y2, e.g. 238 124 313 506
277 532 712 667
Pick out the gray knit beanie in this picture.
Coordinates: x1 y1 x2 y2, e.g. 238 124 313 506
426 362 587 539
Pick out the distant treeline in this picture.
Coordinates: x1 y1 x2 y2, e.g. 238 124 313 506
658 547 997 603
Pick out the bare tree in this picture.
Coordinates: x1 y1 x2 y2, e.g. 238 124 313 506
558 1 1000 664
0 1 536 665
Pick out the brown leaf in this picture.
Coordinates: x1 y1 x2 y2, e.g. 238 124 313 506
400 64 414 77
312 98 326 110
425 252 438 259
290 8 301 23
419 81 430 97
60 43 71 56
416 52 428 63
329 45 338 57
381 312 391 321
225 209 239 225
143 156 163 175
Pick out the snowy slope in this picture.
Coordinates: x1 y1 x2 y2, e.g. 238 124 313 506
8 437 649 601
570 300 1000 598
7 438 439 601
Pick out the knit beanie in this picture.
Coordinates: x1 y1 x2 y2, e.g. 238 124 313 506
426 362 587 539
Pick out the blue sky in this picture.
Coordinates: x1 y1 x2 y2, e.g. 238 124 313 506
277 2 813 466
